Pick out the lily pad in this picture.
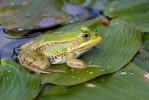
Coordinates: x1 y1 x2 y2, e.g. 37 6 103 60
38 18 141 86
0 0 100 29
104 0 149 32
39 63 149 100
0 0 71 29
0 58 40 100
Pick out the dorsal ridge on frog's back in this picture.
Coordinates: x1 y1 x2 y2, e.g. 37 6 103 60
30 31 80 51
33 38 77 53
40 31 80 42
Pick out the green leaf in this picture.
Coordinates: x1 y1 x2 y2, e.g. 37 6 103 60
39 63 149 100
0 58 40 100
104 0 149 32
0 0 71 28
38 18 142 86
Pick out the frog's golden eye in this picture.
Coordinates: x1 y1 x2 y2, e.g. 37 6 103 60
81 32 90 41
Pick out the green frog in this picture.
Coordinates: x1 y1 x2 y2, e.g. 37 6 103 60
18 26 102 74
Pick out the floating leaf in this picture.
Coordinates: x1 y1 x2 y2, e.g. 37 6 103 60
0 0 100 29
39 63 149 100
0 58 40 100
0 0 71 28
104 0 149 32
38 18 141 86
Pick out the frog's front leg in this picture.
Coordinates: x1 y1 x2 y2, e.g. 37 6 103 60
66 52 99 69
18 49 66 74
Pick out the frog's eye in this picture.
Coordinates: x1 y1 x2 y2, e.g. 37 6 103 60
81 32 90 41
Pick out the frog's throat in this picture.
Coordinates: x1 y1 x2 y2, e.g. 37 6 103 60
74 47 92 57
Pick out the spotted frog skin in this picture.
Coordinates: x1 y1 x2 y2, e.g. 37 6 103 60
18 26 102 74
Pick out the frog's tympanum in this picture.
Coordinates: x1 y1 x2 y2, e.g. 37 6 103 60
18 26 102 74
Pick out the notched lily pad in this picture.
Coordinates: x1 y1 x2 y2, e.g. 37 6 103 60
0 58 40 100
38 18 142 86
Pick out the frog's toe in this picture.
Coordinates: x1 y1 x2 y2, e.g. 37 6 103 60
88 65 100 68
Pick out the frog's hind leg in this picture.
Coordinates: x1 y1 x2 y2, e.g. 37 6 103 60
18 49 50 70
18 49 66 74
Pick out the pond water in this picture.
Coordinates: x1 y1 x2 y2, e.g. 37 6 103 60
0 28 41 59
